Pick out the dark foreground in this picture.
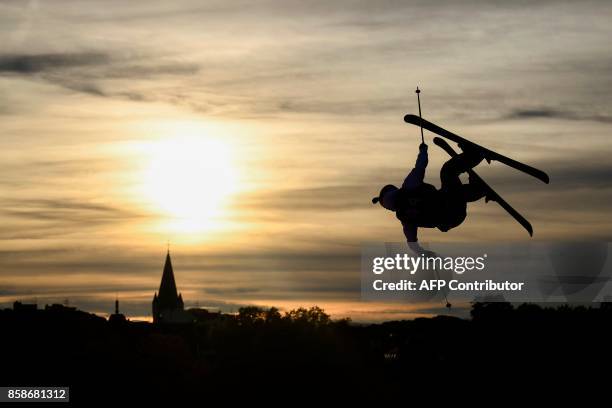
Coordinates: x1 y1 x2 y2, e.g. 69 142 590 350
1 302 611 402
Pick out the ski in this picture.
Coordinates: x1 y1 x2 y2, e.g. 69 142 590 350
433 136 534 237
404 114 550 184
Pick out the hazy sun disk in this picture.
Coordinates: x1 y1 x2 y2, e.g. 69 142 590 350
140 130 239 234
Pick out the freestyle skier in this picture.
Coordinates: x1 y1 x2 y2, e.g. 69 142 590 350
373 88 549 253
372 141 486 254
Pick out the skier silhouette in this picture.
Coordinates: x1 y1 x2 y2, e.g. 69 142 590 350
372 142 487 254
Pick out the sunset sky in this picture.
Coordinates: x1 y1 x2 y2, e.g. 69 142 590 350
1 0 611 321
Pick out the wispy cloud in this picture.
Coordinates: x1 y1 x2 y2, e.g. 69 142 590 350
0 52 109 74
0 51 201 102
504 108 612 124
1 198 138 222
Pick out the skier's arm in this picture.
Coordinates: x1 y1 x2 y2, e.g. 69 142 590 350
402 143 428 190
402 222 434 256
402 222 418 243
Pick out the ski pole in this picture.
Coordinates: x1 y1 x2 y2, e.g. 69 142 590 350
415 86 425 144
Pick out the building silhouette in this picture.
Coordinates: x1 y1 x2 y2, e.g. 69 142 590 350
109 298 127 324
152 250 191 324
13 301 37 312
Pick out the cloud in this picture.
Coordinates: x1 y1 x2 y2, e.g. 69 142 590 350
98 63 200 79
0 52 109 74
276 97 404 116
0 286 22 296
235 154 612 224
0 197 139 222
243 184 374 212
0 197 146 241
478 156 612 193
0 51 201 103
0 243 363 316
504 108 612 124
0 51 200 78
0 244 359 276
6 198 128 213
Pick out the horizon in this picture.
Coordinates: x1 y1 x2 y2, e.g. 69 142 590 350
2 248 461 323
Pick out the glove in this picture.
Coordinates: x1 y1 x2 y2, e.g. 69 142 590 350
419 143 428 152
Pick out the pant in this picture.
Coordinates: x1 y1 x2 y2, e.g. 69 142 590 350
437 151 486 230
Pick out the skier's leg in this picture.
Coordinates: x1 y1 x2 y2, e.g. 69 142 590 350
438 149 484 229
440 151 483 191
452 150 484 173
437 192 467 231
462 183 487 202
440 158 462 192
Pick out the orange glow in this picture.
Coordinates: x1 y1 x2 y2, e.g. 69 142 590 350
135 121 240 240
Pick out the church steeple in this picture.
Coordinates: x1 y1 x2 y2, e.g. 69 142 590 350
152 248 185 323
158 250 179 300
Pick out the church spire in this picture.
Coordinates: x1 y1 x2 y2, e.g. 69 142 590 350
152 247 185 323
158 250 179 300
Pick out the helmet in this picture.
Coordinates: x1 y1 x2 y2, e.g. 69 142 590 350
372 184 398 206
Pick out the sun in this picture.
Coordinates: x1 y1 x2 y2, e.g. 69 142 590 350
139 126 239 236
